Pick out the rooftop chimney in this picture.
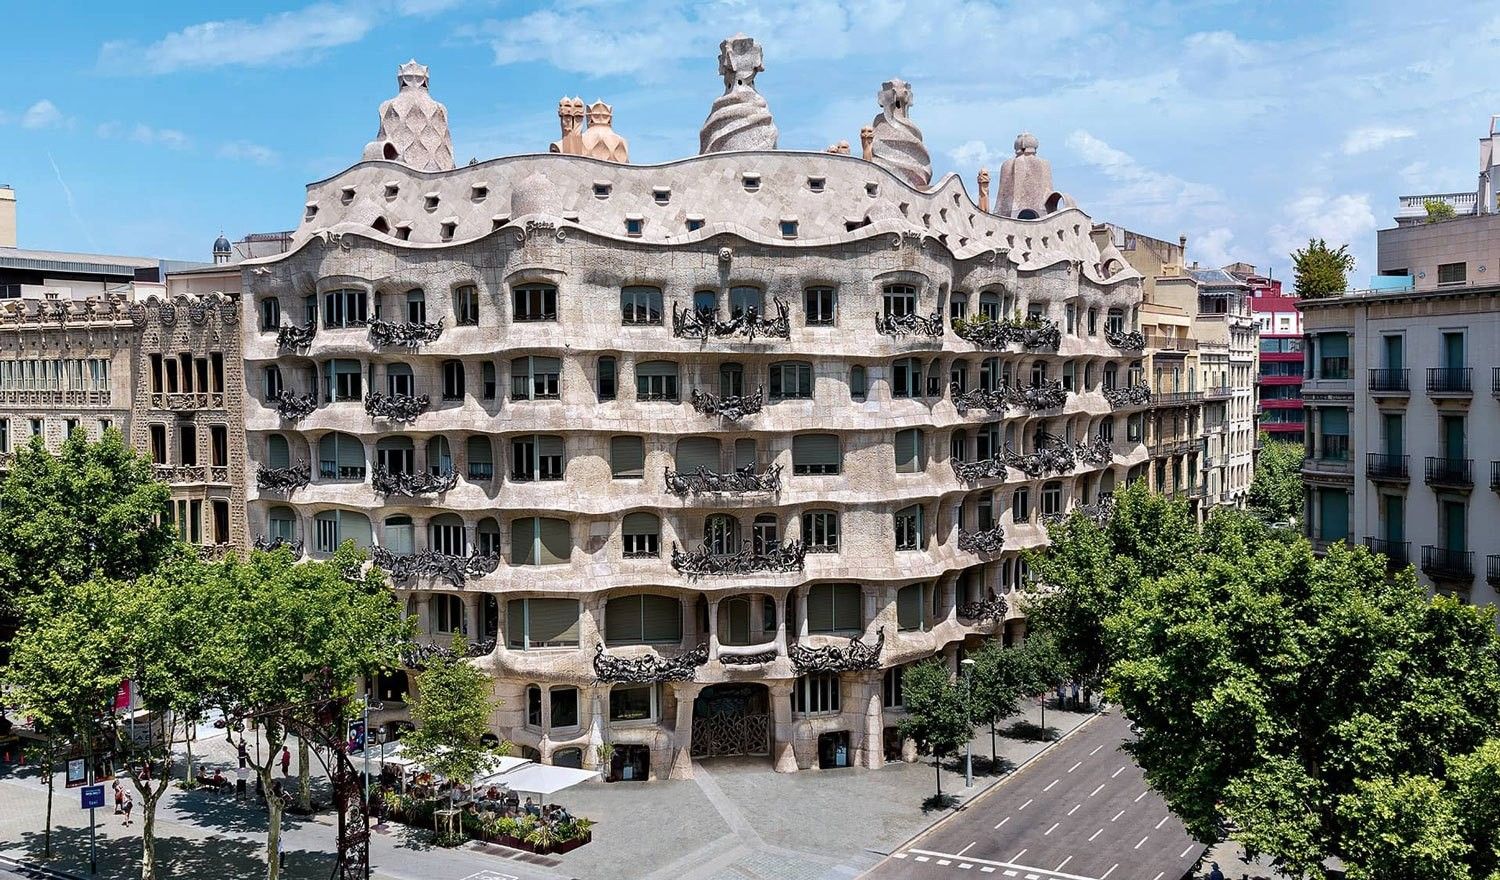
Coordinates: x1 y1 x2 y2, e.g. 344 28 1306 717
0 186 15 248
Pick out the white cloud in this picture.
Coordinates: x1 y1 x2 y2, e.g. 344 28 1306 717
100 4 377 73
1193 227 1237 269
218 140 280 166
1183 31 1258 64
97 121 190 149
1066 130 1224 224
21 99 63 129
949 140 1003 171
1268 191 1375 266
1342 125 1415 155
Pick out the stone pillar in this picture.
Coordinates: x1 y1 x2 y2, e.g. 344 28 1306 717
584 686 606 770
860 671 884 769
464 593 481 639
795 588 808 640
749 594 766 644
773 592 788 655
416 594 432 639
707 598 721 660
769 680 798 773
668 681 703 780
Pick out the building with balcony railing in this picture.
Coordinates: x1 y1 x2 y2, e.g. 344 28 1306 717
237 48 1151 779
1250 273 1303 443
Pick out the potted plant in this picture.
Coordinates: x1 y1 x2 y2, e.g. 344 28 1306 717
596 742 616 782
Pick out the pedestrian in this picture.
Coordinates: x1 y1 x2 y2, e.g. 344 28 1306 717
281 745 291 777
121 792 133 826
236 764 249 800
237 740 248 769
1208 862 1225 880
113 780 123 814
278 832 286 870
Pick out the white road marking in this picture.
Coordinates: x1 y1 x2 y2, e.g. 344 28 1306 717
1155 816 1169 829
915 856 930 862
980 869 995 874
1135 836 1149 850
958 842 976 856
1011 849 1027 861
937 859 952 866
1089 783 1104 797
1134 790 1148 803
959 864 973 870
1088 828 1102 842
1111 766 1125 778
1019 798 1033 810
1111 809 1125 822
1068 761 1082 772
906 850 1111 880
995 816 1011 829
1152 873 1166 880
1067 804 1080 815
1101 865 1119 879
1043 779 1059 792
1089 744 1103 756
1181 845 1196 858
893 852 908 858
1055 856 1072 871
1044 822 1060 835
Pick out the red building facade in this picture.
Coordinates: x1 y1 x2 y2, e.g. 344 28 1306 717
1247 273 1304 443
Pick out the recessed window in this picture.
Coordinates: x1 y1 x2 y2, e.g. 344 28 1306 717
593 182 612 199
808 177 826 192
653 187 671 205
769 361 813 401
792 434 841 475
804 287 836 326
439 221 456 241
383 183 399 199
865 182 879 197
340 187 356 205
894 504 925 550
304 204 318 221
454 285 480 326
512 284 558 322
624 217 643 237
686 217 705 232
394 223 412 241
491 215 509 231
742 173 761 192
635 360 679 402
802 510 839 553
423 193 440 211
1438 262 1466 285
780 220 798 238
794 673 842 715
621 286 663 325
470 184 488 202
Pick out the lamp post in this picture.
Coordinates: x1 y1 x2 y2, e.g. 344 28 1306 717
960 657 976 789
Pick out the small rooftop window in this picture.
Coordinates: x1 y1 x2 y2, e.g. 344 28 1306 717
593 181 612 199
807 177 825 193
780 219 798 238
424 193 440 212
394 223 412 241
865 182 879 197
371 216 390 234
383 183 399 199
471 184 489 202
304 203 318 221
562 211 580 222
440 220 457 241
653 186 671 205
340 187 356 205
686 216 705 232
491 215 510 231
742 173 761 192
625 216 644 237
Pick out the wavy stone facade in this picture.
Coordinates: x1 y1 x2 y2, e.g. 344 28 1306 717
243 100 1146 779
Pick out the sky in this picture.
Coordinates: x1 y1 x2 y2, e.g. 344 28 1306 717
4 0 1500 278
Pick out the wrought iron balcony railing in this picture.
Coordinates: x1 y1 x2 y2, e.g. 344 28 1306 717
1364 537 1410 570
949 381 1069 414
276 322 316 351
1004 433 1079 478
1203 385 1233 400
957 525 1004 554
689 386 764 421
271 391 318 421
787 628 883 674
1421 545 1474 581
665 464 781 495
671 539 806 578
257 463 310 493
404 637 498 668
371 465 458 496
150 391 226 411
1424 456 1473 488
951 315 1060 350
875 308 945 339
592 643 709 683
364 391 430 422
154 464 206 484
950 456 1007 483
1074 436 1113 467
1104 327 1146 350
956 596 1007 623
1492 461 1500 492
1426 367 1472 395
1489 554 1500 587
1368 369 1409 393
368 317 444 348
672 299 791 341
253 535 303 555
1153 390 1205 407
1102 384 1152 407
1365 453 1409 481
371 546 500 587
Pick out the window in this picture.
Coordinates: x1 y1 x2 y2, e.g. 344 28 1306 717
1105 308 1125 336
780 220 798 238
441 360 465 400
1042 481 1063 517
1087 308 1098 335
605 595 682 644
950 293 968 320
551 688 579 728
597 356 617 401
510 517 571 565
383 515 415 554
1013 488 1031 523
622 512 660 558
481 362 496 400
323 360 363 402
624 218 643 236
149 424 167 463
979 291 1001 322
526 686 542 725
260 297 281 331
178 425 198 465
513 284 558 321
793 674 841 714
511 356 561 400
0 419 8 453
636 361 679 401
210 425 228 467
704 514 740 555
897 583 933 631
268 506 297 542
263 365 283 399
769 361 813 400
895 429 924 474
510 435 564 481
806 583 861 634
891 357 923 398
610 436 645 479
752 513 779 555
454 285 480 326
404 289 427 324
321 288 368 328
429 514 466 556
1437 262 1467 285
882 665 904 708
883 284 917 318
849 365 868 401
386 363 414 397
1065 303 1076 334
428 436 454 476
507 598 581 649
805 287 836 325
376 437 413 474
312 509 372 554
318 432 365 480
729 286 764 318
977 492 995 530
686 217 705 232
792 434 840 475
894 505 925 550
802 510 839 553
693 289 718 316
620 286 663 325
719 362 745 398
433 595 465 634
610 685 657 722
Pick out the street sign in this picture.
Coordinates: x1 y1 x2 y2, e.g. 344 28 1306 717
65 758 87 788
80 784 105 810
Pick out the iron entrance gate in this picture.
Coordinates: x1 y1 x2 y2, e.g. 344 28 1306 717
690 683 771 758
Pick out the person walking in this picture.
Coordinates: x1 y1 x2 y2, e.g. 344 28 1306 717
280 745 291 777
121 792 133 826
236 764 249 800
112 780 124 815
1208 862 1225 880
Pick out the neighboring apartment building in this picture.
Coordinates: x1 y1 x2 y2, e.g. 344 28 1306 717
1187 267 1258 507
238 50 1151 779
1247 272 1304 443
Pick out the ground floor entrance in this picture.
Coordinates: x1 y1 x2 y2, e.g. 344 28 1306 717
691 683 771 759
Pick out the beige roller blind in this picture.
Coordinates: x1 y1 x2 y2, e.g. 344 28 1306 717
896 584 923 630
895 429 921 473
640 595 682 642
527 598 580 646
538 517 571 565
611 436 645 478
622 512 658 536
510 518 537 566
507 599 526 648
676 437 721 472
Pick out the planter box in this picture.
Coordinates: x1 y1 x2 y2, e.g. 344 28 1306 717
488 830 591 855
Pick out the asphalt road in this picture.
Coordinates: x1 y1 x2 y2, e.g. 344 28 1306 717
863 711 1205 880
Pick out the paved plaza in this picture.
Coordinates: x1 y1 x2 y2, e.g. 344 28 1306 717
0 704 1093 880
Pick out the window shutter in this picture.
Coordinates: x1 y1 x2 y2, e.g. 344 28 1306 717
897 584 922 630
1322 408 1349 434
734 438 757 470
895 429 920 472
539 435 564 457
528 599 580 646
793 434 839 470
268 435 290 469
806 586 834 633
466 436 492 465
611 436 645 477
538 517 571 565
604 596 639 644
510 519 538 566
637 360 677 378
507 600 525 648
337 436 363 470
833 584 861 631
341 512 373 549
622 512 658 537
641 595 682 642
676 437 721 472
1322 333 1349 358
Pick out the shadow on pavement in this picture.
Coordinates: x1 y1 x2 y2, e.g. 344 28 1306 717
920 792 961 813
12 823 341 880
1002 720 1058 742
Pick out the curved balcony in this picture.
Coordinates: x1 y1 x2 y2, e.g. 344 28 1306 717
950 381 1068 415
956 525 1004 554
271 391 318 421
256 462 311 493
371 465 458 497
1103 384 1151 408
276 322 316 351
364 391 431 423
951 315 1060 351
787 628 883 674
403 636 497 667
253 535 304 555
874 309 944 339
672 299 790 342
368 317 444 348
664 464 782 496
1104 327 1145 350
671 540 806 579
371 546 500 587
956 596 1007 623
689 386 764 421
592 643 709 683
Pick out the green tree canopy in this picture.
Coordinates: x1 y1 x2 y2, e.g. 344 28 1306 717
1424 199 1457 223
1247 436 1305 524
1290 238 1356 298
402 637 505 811
896 659 974 799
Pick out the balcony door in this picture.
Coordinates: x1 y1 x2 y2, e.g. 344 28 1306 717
1383 335 1403 371
1441 415 1465 461
1381 494 1404 545
1442 331 1465 371
1382 413 1402 458
1442 500 1466 553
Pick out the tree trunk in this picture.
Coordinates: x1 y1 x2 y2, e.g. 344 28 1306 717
42 758 54 859
990 720 997 763
934 755 942 799
261 728 286 880
140 795 157 880
298 737 310 811
184 718 194 784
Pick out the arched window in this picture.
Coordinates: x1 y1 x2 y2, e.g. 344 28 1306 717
705 514 739 555
728 285 764 318
404 289 426 324
266 434 290 469
427 436 452 476
429 513 466 556
313 509 372 554
752 513 779 554
476 517 501 556
263 365 283 399
466 436 493 480
1042 481 1064 517
376 436 413 474
979 290 1000 322
894 505 925 551
950 359 968 394
895 428 925 473
317 432 365 480
433 594 465 634
259 297 281 331
383 515 414 554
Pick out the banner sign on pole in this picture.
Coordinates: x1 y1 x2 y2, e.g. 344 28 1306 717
348 720 366 753
65 758 87 788
80 784 105 810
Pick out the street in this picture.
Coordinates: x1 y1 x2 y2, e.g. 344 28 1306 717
863 712 1206 880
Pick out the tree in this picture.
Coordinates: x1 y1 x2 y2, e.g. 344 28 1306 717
1424 199 1457 223
1247 435 1305 524
896 660 973 801
1290 238 1355 298
209 543 410 880
401 635 506 828
0 429 172 617
969 635 1065 760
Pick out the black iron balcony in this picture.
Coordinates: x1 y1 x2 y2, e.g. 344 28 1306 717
690 386 764 421
674 299 791 341
1003 433 1079 479
256 463 311 493
1203 385 1233 400
1489 555 1500 587
956 596 1007 623
671 540 806 578
664 464 782 495
875 307 945 339
371 465 458 496
276 322 316 351
371 546 499 587
1153 390 1205 407
368 317 444 348
1365 453 1409 482
1102 384 1152 408
592 643 709 684
253 535 303 556
1421 545 1474 582
317 461 365 481
952 315 1061 350
364 391 430 422
1424 456 1473 489
1426 367 1472 395
957 525 1004 554
1368 369 1409 394
271 391 318 421
1364 537 1410 570
1493 367 1500 397
1103 327 1145 350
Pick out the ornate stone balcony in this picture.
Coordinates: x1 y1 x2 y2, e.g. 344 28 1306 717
271 391 318 421
956 596 1007 623
1104 327 1146 350
874 308 944 339
957 525 1005 554
403 636 497 668
371 546 500 587
952 315 1060 350
670 540 806 578
371 465 458 496
0 389 112 406
787 628 883 674
253 535 304 555
689 386 764 421
950 456 1007 483
368 317 444 348
1103 384 1152 408
364 391 430 422
256 462 311 493
1004 433 1079 478
665 464 781 495
672 299 790 341
1074 436 1113 467
276 322 316 351
150 391 225 411
153 464 207 484
592 643 709 683
949 385 1007 415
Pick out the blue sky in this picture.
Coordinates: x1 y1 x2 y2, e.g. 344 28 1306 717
3 0 1499 278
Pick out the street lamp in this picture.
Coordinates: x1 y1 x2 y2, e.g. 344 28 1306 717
960 657 976 789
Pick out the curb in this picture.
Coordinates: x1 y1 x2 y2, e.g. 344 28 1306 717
866 709 1105 867
0 854 87 880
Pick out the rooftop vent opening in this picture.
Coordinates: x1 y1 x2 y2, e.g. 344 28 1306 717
440 221 457 241
304 204 318 221
491 215 509 231
593 181 612 199
844 217 871 232
742 173 761 192
625 216 644 237
780 219 798 238
686 217 705 232
653 186 671 205
808 177 826 193
340 187 356 205
383 183 399 200
371 216 390 234
865 182 879 197
394 223 412 241
424 193 440 212
382 143 398 161
471 185 489 202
